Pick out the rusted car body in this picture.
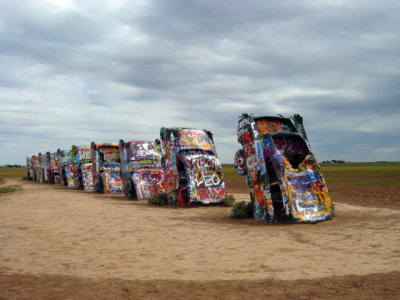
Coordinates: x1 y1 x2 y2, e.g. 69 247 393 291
72 145 93 191
91 142 123 194
160 127 227 206
234 113 332 223
119 140 164 200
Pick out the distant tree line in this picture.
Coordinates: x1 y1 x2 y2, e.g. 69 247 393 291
321 160 346 164
0 165 24 168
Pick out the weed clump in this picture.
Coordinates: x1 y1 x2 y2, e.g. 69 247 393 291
0 186 16 194
148 193 168 206
231 201 253 219
223 194 235 207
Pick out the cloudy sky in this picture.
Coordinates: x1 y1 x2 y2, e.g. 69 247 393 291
0 0 399 165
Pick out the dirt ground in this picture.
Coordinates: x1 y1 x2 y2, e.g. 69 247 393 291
1 179 400 299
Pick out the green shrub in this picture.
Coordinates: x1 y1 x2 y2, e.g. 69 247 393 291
0 186 16 194
246 201 254 216
231 201 253 219
223 194 235 207
148 193 169 206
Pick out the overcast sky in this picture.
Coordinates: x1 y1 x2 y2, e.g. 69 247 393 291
0 0 399 165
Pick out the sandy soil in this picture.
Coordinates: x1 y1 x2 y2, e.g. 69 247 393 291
1 179 400 299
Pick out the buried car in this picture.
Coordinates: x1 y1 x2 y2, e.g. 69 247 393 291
234 113 332 223
91 142 123 194
57 148 76 187
57 149 69 186
32 155 40 182
38 152 50 183
26 156 34 180
48 152 61 184
72 145 93 191
160 127 227 206
119 140 164 200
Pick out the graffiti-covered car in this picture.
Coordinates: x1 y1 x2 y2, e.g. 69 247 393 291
234 113 332 223
91 142 123 194
160 127 227 206
57 149 69 186
32 155 40 182
39 152 50 183
57 148 76 187
48 152 61 184
72 145 93 191
26 156 33 180
119 140 164 200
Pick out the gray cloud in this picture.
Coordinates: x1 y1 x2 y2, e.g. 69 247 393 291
0 0 399 164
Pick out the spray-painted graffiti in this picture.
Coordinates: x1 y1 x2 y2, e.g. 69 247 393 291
65 165 76 187
57 149 69 186
62 150 76 188
234 150 246 175
91 143 123 194
100 169 123 194
160 127 227 206
81 163 93 191
49 152 61 184
72 145 93 190
29 150 71 186
79 147 92 161
183 158 226 204
38 152 50 184
129 142 161 161
234 114 332 223
26 157 34 180
119 140 164 200
131 169 164 200
177 129 213 151
182 152 222 170
255 118 295 135
32 155 40 181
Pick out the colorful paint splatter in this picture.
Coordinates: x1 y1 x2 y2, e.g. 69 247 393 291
235 114 332 223
62 150 76 188
32 155 40 182
38 152 50 184
160 127 227 206
49 152 61 184
119 140 164 200
57 149 69 186
72 145 93 190
91 143 123 194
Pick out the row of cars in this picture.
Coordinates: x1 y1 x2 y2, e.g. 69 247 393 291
26 127 227 206
26 115 333 223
